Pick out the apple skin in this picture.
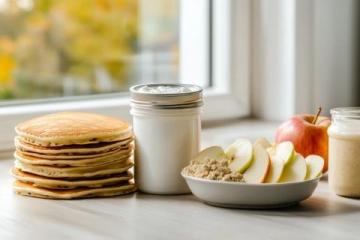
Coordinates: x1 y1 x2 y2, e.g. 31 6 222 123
275 114 331 172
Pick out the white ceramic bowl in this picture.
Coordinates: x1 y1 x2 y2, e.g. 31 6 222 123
181 172 321 209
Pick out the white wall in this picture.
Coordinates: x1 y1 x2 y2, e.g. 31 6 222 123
250 0 359 120
312 0 359 113
251 0 295 120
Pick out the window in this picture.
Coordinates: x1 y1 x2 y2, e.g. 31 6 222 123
0 0 181 100
0 0 251 151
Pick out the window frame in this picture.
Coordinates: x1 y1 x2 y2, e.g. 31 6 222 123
0 0 251 151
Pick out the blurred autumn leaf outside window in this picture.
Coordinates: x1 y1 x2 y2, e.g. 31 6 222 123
0 0 180 101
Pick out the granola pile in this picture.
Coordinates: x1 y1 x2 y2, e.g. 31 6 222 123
183 157 244 182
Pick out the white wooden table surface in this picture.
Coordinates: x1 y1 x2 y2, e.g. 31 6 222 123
1 120 359 240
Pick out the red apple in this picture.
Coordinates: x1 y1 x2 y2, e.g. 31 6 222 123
275 114 331 172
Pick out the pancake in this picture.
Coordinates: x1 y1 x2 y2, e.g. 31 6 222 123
13 181 137 199
14 151 132 167
11 168 133 189
16 146 132 160
15 112 132 146
17 146 133 160
12 112 136 200
15 160 134 179
15 136 133 155
16 143 134 160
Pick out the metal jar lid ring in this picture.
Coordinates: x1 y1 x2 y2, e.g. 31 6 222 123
130 84 203 109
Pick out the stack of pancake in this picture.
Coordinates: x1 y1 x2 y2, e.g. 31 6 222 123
11 112 136 199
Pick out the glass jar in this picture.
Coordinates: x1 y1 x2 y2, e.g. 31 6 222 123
328 107 360 197
130 84 203 194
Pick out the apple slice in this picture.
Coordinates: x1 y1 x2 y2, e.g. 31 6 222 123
254 138 271 149
226 138 253 173
192 146 227 163
264 153 285 183
279 153 307 183
305 155 324 180
274 141 295 165
266 146 276 156
243 144 270 183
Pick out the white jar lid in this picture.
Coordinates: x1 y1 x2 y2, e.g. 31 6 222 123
130 84 203 109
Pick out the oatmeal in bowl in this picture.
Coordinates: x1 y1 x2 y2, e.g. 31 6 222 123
182 155 244 182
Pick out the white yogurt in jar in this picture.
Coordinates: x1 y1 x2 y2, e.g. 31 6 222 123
130 84 203 194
